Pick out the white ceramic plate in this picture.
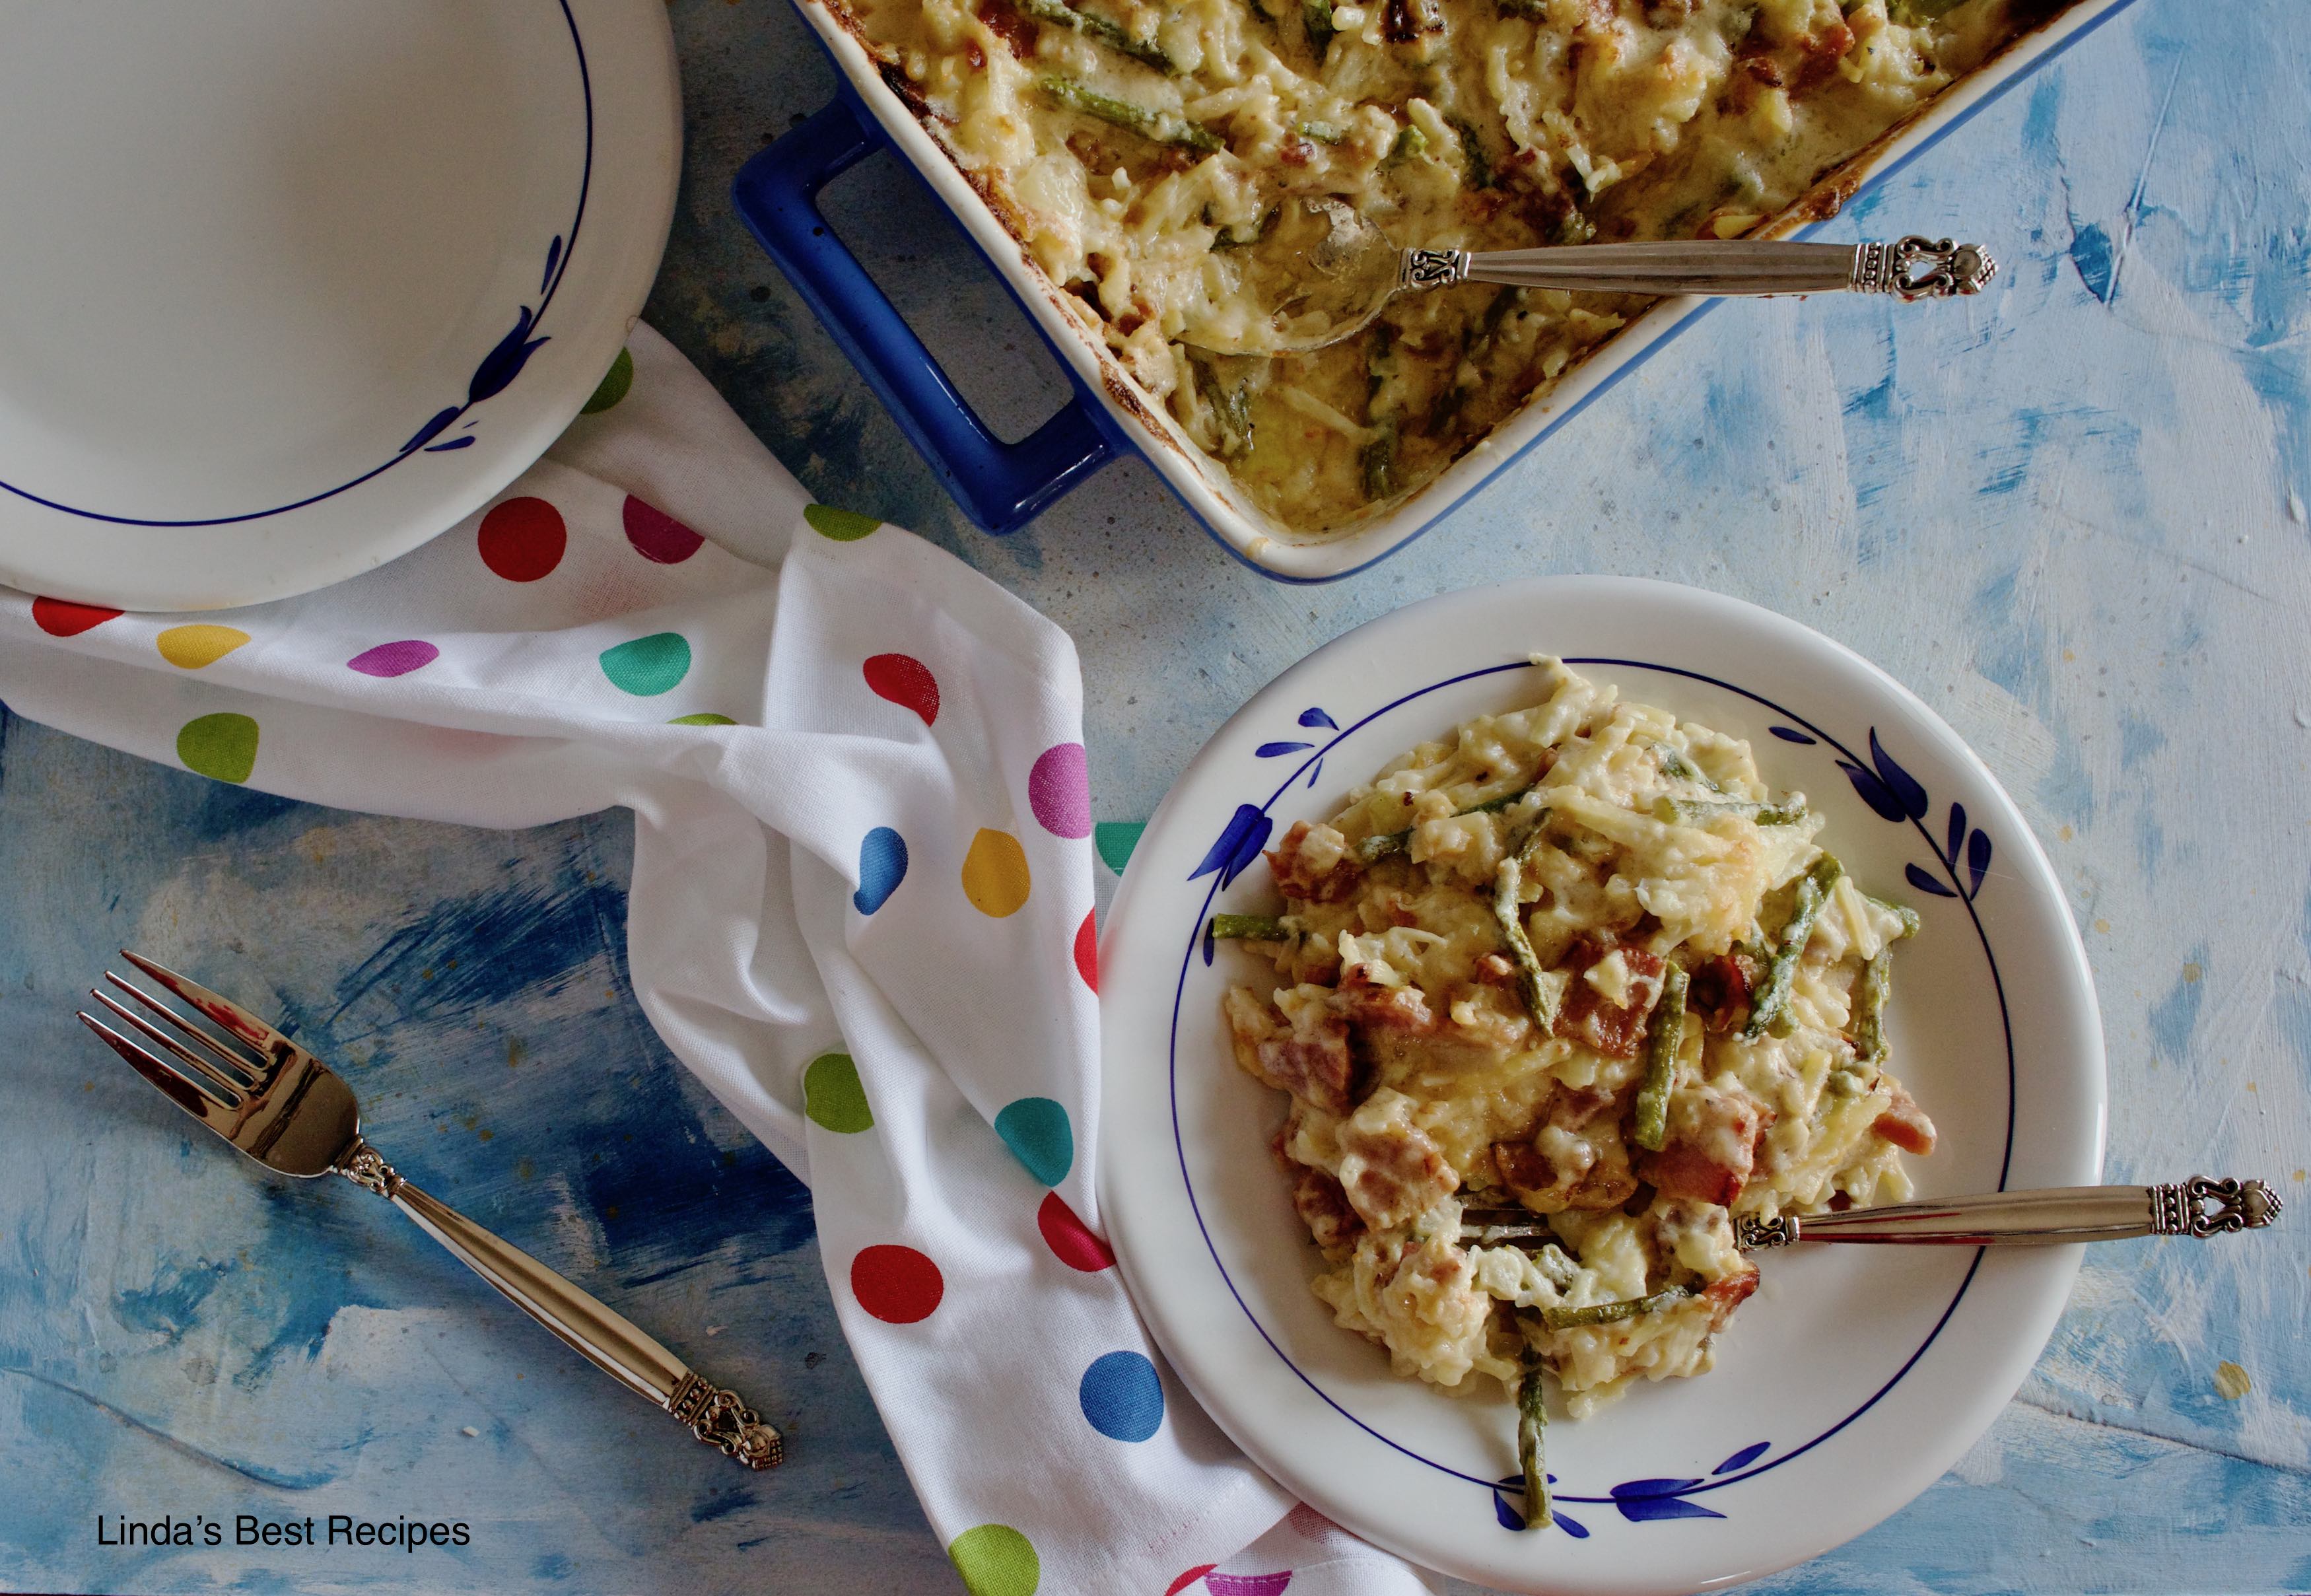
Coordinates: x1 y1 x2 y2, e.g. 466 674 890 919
0 0 679 611
1099 579 2106 1595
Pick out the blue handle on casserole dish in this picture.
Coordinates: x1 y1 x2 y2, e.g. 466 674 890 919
732 90 1119 535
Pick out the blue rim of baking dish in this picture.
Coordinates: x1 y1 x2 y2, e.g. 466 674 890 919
733 0 2142 582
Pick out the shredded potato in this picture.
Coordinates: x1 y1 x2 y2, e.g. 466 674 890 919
835 0 2040 531
1220 660 1935 1417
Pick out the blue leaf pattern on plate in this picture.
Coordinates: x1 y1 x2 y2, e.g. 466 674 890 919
1190 804 1272 887
401 406 462 454
423 436 476 452
1906 862 1959 898
1298 707 1338 730
1838 759 1908 822
1713 1441 1770 1475
1556 1511 1590 1539
1614 1494 1726 1522
1493 1492 1525 1531
1305 757 1323 789
1257 741 1313 757
468 306 550 405
1945 802 1968 870
1611 1478 1704 1499
541 233 564 294
1968 827 1993 896
1868 728 1929 819
1769 726 1817 745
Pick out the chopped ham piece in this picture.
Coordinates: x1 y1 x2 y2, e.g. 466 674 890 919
1685 952 1757 1035
1552 937 1667 1058
1290 1165 1365 1252
1473 952 1518 987
1340 964 1437 1037
1637 1081 1774 1208
1872 1080 1937 1156
1700 1265 1760 1329
1494 1088 1636 1211
1266 821 1364 903
1224 987 1356 1114
1336 1088 1458 1229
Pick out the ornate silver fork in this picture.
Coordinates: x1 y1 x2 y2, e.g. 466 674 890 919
1461 1177 2283 1252
79 950 782 1471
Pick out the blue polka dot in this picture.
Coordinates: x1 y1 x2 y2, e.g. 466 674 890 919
855 827 908 915
994 1097 1072 1186
1078 1351 1163 1442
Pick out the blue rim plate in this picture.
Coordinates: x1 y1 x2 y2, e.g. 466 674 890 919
1097 578 2104 1593
0 0 679 611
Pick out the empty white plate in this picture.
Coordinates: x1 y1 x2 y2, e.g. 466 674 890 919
0 0 679 610
1098 578 2106 1594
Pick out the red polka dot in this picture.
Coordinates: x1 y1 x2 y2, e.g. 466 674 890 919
1037 1192 1114 1272
477 497 567 581
622 495 705 563
850 1244 944 1323
1074 911 1098 993
863 652 939 726
32 597 121 637
1165 1566 1216 1596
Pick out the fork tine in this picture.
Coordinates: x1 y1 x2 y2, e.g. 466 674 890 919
77 1011 245 1136
115 952 282 1074
90 987 254 1099
101 973 267 1079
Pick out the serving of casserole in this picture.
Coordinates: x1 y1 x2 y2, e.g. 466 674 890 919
745 0 2129 574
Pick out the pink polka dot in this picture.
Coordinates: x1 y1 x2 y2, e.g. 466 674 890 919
1165 1568 1216 1596
864 653 940 726
1037 1193 1114 1272
347 640 440 677
477 497 566 581
850 1244 944 1323
1028 743 1089 839
622 495 705 563
1073 911 1097 994
1206 1576 1292 1596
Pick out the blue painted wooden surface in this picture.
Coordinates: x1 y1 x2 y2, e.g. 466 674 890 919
3 0 2308 1590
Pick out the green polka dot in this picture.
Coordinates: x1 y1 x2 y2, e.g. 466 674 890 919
600 632 691 696
803 1053 873 1134
948 1525 1037 1596
668 712 736 726
176 712 259 784
1093 820 1146 876
804 503 881 541
580 347 633 414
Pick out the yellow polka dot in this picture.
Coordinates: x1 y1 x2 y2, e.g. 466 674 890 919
961 829 1031 918
156 624 250 670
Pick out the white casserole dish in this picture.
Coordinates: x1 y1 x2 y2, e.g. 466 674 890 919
738 0 2136 582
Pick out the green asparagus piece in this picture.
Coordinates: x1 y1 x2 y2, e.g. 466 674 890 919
1296 118 1347 145
1019 0 1180 72
1651 795 1807 827
1654 744 1723 792
1496 0 1548 16
1192 360 1255 456
1041 77 1221 154
1517 1341 1550 1530
1851 949 1892 1069
1360 421 1397 501
1209 913 1290 941
1634 964 1688 1153
1212 205 1279 251
1303 0 1336 53
1743 854 1844 1038
1355 784 1540 862
1538 1284 1695 1331
1449 115 1492 190
1493 853 1559 1029
1387 123 1428 163
1863 893 1923 940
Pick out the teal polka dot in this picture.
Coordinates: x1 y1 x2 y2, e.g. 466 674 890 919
994 1097 1072 1187
600 632 691 696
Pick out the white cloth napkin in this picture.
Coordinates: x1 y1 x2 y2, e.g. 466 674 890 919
0 327 1437 1596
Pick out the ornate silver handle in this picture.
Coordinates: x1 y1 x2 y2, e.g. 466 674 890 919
1735 1176 2284 1250
1402 236 1997 300
339 1142 782 1469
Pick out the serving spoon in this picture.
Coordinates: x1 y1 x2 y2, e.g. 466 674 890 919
1182 197 1998 357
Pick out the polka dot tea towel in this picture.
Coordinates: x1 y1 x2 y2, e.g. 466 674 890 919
0 326 1437 1596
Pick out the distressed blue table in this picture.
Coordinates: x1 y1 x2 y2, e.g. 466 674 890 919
3 1 2306 1591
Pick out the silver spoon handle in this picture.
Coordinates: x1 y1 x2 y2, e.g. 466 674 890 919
1735 1176 2284 1249
1414 236 1997 300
